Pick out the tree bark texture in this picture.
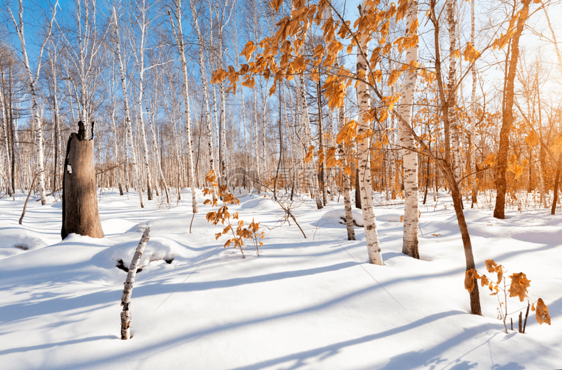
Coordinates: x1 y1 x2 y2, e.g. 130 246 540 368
336 84 355 240
493 0 531 219
168 1 198 213
112 8 144 208
398 0 420 259
188 0 217 178
469 0 478 205
450 179 482 315
357 1 383 265
8 0 53 205
429 0 481 315
61 121 104 240
447 0 462 184
317 81 328 206
121 227 151 340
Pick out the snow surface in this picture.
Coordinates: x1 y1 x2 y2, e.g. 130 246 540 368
0 190 561 369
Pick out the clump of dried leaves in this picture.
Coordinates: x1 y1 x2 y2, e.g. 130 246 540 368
465 259 550 332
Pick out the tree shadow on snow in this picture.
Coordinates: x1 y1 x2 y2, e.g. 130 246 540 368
228 312 490 370
0 335 117 356
0 261 355 324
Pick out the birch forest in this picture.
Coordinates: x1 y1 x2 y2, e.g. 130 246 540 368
1 0 562 366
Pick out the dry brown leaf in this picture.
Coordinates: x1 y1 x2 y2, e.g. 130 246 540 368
480 274 490 288
465 269 479 293
485 259 498 273
485 259 503 284
508 273 531 302
536 298 551 325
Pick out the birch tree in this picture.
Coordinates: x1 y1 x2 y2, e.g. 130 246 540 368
447 0 462 183
188 0 217 178
47 42 62 194
56 0 106 138
131 0 158 200
356 2 383 265
168 0 198 213
112 6 145 208
468 0 478 205
8 0 58 205
397 0 420 259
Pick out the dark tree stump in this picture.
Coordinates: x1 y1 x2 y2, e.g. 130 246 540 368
61 121 104 240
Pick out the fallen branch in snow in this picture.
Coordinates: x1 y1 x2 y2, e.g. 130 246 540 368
120 227 151 340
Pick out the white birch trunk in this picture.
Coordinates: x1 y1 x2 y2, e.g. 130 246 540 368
188 0 217 178
109 107 122 193
447 0 461 183
240 87 247 149
8 0 56 205
398 0 420 258
49 46 62 194
135 25 154 201
260 83 268 180
120 227 151 340
0 89 13 196
469 0 478 204
112 8 144 208
296 75 322 208
168 1 198 213
218 34 228 187
337 94 356 241
253 86 261 188
357 2 383 265
145 92 170 204
212 83 220 174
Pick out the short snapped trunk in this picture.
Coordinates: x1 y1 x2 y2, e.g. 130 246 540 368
61 121 104 240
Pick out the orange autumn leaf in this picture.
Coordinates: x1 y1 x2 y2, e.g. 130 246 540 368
536 298 551 325
525 131 539 147
270 0 283 12
485 259 498 273
480 274 490 288
241 41 257 61
465 268 479 293
485 259 503 284
463 42 481 62
550 135 562 154
508 272 531 302
210 68 227 84
304 145 315 164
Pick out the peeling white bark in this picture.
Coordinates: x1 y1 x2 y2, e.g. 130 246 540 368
188 0 217 178
120 227 151 340
168 0 198 213
112 7 144 208
398 0 420 259
356 2 382 265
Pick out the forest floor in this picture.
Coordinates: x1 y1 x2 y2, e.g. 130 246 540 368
0 189 560 369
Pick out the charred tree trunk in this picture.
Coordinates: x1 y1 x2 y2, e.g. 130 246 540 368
61 121 104 240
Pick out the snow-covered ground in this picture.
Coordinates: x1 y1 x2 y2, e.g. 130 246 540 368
0 189 560 369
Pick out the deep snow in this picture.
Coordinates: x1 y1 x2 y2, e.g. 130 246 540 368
0 189 560 369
